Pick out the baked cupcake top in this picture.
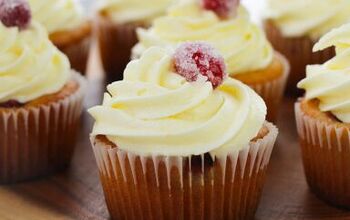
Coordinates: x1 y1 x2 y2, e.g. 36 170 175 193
28 0 84 34
298 23 350 123
97 0 175 24
132 0 273 76
89 42 267 157
263 0 350 39
0 0 70 103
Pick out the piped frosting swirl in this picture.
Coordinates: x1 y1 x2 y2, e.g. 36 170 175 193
298 23 350 123
132 1 273 76
0 21 70 103
89 46 267 157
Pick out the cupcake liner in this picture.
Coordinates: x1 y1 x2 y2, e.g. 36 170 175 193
0 72 86 184
295 102 350 209
91 122 278 220
55 35 91 75
246 52 290 122
264 21 335 95
96 14 148 82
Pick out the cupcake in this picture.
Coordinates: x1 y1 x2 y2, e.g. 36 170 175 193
132 0 289 122
263 0 350 94
96 0 175 81
89 42 278 219
28 0 92 74
295 24 350 208
0 1 86 184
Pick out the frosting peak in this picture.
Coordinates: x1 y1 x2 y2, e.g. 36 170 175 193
89 46 267 157
132 1 273 76
298 23 350 123
0 21 70 103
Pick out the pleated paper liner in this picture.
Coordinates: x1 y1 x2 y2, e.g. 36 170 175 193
0 72 86 184
51 22 92 75
264 20 335 95
295 101 350 209
96 14 148 82
238 52 289 123
91 122 278 220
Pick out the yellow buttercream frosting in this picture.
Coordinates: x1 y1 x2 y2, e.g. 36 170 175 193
298 23 350 123
0 21 70 103
98 0 175 24
89 47 267 157
263 0 350 39
132 1 273 76
28 0 84 34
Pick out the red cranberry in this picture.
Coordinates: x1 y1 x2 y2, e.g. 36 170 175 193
173 42 227 88
0 0 31 30
0 100 23 108
202 0 239 18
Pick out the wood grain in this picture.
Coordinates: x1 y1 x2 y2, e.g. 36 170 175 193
0 49 350 220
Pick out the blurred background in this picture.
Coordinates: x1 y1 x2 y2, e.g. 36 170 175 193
79 0 264 23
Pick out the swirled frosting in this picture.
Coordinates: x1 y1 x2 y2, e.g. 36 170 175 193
89 47 267 157
132 1 273 76
298 23 350 123
263 0 350 39
98 0 175 24
0 21 70 103
28 0 84 33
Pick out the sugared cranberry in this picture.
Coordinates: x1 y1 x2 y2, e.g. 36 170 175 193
0 100 23 108
0 0 31 30
173 42 227 88
202 0 239 18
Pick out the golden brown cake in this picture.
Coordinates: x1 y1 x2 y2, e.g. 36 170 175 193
96 13 147 81
50 21 92 74
264 21 334 95
28 0 91 74
132 1 290 123
296 99 350 208
295 24 350 208
92 123 275 220
89 43 278 219
0 76 84 184
0 4 86 183
234 53 289 122
96 0 175 81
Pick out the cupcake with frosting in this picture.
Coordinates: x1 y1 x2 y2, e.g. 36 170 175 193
0 0 86 184
263 0 350 94
295 23 350 208
89 42 278 219
28 0 92 74
95 0 175 81
132 0 289 122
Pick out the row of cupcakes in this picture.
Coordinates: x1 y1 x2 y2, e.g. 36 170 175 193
91 0 350 217
0 0 349 219
88 24 350 219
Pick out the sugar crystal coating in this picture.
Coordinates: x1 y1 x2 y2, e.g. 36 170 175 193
202 0 239 18
173 42 227 88
0 0 31 29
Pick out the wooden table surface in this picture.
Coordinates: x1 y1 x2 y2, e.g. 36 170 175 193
1 50 350 220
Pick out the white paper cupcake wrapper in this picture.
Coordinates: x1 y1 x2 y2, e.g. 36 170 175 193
248 52 290 122
0 72 86 184
56 35 91 74
96 14 148 80
295 102 350 208
264 21 334 94
91 122 278 219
